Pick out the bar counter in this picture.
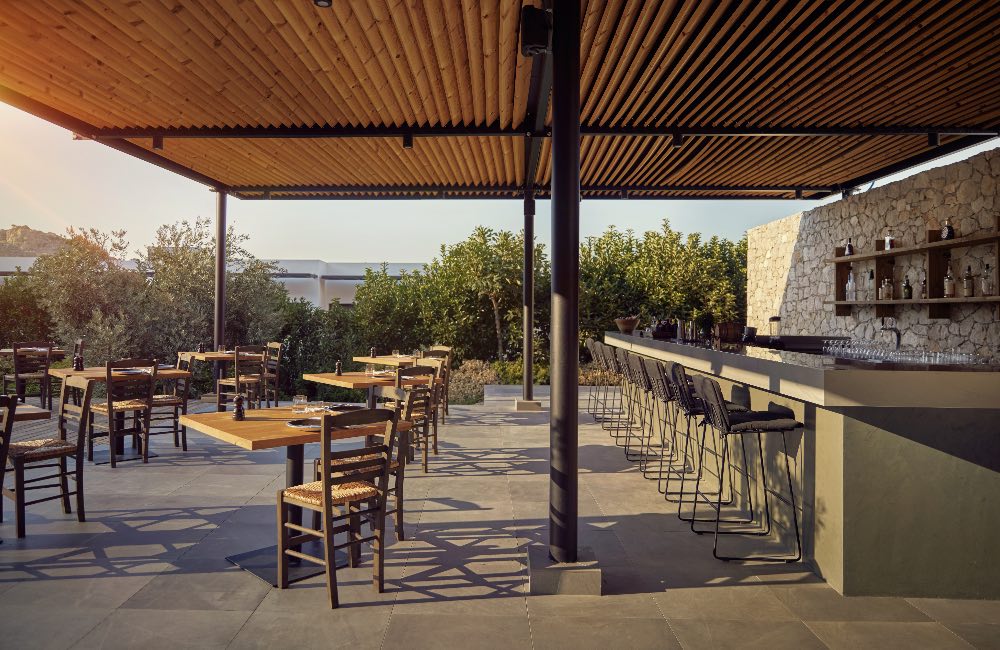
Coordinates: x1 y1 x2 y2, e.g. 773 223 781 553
605 332 1000 598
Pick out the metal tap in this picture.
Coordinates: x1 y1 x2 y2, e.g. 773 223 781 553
880 317 901 351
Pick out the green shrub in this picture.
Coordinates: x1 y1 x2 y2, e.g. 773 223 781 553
449 359 499 404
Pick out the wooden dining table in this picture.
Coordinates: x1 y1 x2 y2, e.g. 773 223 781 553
49 366 192 463
180 405 410 586
352 354 418 368
303 370 430 408
1 347 67 360
183 350 264 411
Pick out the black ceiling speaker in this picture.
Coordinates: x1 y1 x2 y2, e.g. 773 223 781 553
520 6 551 57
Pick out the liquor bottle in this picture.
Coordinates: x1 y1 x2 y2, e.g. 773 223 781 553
919 272 928 299
867 269 876 299
941 218 955 240
943 266 956 298
983 264 995 297
884 231 895 250
962 265 975 297
884 276 894 300
197 342 206 353
844 237 854 256
902 275 913 300
845 266 856 301
335 359 343 376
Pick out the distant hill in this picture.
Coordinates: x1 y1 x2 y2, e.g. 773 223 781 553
0 225 66 256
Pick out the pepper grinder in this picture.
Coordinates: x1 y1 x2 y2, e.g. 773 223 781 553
335 360 343 376
197 342 206 353
369 346 376 357
233 395 245 421
73 353 84 371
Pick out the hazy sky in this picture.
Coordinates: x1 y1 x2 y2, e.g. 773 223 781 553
2 103 996 263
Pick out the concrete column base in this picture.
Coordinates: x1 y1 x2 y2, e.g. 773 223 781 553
527 545 602 595
514 399 543 411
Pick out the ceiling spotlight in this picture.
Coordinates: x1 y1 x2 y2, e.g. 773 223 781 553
152 135 164 150
795 189 803 199
402 133 414 149
263 190 272 200
313 0 333 7
928 132 940 147
619 189 629 199
671 131 684 148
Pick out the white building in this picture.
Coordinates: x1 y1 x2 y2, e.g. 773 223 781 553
0 257 423 307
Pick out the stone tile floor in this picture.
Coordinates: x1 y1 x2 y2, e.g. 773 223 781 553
1 397 998 649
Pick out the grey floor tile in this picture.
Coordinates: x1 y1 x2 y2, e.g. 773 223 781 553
907 598 1000 624
806 621 974 650
0 605 112 650
0 574 156 609
229 609 390 650
530 615 681 649
73 608 252 649
527 593 664 619
381 612 532 649
943 623 1000 649
667 618 827 650
652 585 798 621
120 560 271 611
768 584 932 622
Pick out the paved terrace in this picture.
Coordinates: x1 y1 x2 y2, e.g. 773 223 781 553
1 395 997 649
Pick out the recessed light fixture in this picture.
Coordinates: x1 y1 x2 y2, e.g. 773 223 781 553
402 133 414 149
314 0 332 7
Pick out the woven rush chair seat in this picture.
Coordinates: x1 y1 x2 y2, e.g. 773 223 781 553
727 411 801 433
218 374 261 384
3 371 46 381
7 438 78 463
282 479 378 507
327 454 401 473
151 394 185 406
91 398 151 413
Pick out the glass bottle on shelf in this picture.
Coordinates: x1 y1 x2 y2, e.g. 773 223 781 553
884 276 894 300
919 272 928 299
982 264 995 297
941 217 956 240
845 266 856 301
884 231 895 250
877 279 884 301
902 275 913 300
844 237 854 256
943 265 957 298
867 269 876 300
962 265 975 297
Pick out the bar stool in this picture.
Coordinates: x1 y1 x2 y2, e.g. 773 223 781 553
624 352 656 465
691 375 802 563
583 338 599 418
592 343 625 428
640 357 678 486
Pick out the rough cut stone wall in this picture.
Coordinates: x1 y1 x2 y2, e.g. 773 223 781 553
747 148 999 356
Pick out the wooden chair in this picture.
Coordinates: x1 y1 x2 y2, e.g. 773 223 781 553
421 349 451 421
88 359 157 467
395 365 437 473
277 408 401 608
315 386 412 542
216 345 264 410
2 341 54 408
1 376 94 538
261 342 284 407
150 353 192 451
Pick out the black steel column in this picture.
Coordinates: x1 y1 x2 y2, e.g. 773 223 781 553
549 0 580 564
523 192 535 401
214 190 227 350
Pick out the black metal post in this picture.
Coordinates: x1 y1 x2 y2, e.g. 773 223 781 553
214 190 227 350
523 192 535 402
549 0 580 564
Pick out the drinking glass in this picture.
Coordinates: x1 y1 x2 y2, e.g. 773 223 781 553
218 344 225 353
392 348 400 357
292 394 307 413
366 364 375 377
412 348 421 359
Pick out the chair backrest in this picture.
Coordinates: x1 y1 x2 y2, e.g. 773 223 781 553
0 395 16 486
429 345 452 353
12 341 53 377
666 362 700 416
233 345 265 377
319 409 399 508
105 358 157 407
593 343 615 374
396 364 437 387
627 353 652 391
692 375 732 433
58 375 95 453
264 342 283 374
642 357 671 402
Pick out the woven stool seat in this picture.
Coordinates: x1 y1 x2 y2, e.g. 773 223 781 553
151 394 185 407
8 438 77 462
728 411 802 433
328 454 400 474
283 480 378 507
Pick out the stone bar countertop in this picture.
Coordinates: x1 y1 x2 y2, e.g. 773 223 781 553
604 332 1000 408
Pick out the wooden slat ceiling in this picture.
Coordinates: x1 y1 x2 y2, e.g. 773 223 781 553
0 0 998 200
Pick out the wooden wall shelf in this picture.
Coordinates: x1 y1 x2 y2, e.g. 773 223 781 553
830 215 999 320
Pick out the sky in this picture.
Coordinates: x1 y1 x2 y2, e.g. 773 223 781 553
1 102 997 264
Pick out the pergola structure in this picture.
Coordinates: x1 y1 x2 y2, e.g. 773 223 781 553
2 0 998 564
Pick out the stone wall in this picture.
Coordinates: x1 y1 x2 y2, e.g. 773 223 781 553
747 148 999 356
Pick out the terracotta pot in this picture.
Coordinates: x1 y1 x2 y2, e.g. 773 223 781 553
614 316 640 334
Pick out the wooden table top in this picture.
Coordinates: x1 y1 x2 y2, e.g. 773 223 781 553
303 371 429 389
186 351 264 362
180 406 410 451
12 404 51 423
1 348 67 359
48 367 192 381
352 354 417 367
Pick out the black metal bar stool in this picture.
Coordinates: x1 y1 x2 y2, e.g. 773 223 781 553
691 375 802 563
638 357 676 481
623 352 656 463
